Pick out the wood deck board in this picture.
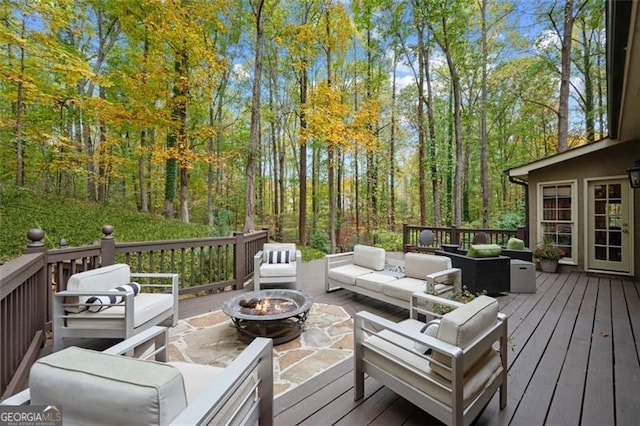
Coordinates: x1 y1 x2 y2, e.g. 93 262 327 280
581 278 615 425
510 272 583 425
545 275 597 425
611 280 640 424
176 258 639 426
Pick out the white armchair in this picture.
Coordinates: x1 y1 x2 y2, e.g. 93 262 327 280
2 326 274 426
253 243 301 291
354 293 507 426
53 263 179 352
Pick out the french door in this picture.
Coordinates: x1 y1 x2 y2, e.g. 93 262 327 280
587 179 632 273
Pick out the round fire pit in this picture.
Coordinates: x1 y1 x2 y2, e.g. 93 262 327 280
222 290 314 345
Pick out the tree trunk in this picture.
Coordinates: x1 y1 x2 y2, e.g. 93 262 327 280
416 24 427 226
244 0 265 234
480 0 490 227
14 18 25 187
557 0 574 153
299 63 308 245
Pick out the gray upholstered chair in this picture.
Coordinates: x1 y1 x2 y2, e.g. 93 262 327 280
254 243 302 291
354 293 507 426
53 263 179 351
2 326 274 426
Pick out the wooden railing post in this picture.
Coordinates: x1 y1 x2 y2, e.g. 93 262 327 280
101 225 116 266
450 225 459 245
234 231 245 290
402 224 408 249
22 228 48 338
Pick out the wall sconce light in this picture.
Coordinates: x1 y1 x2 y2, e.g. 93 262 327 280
627 159 640 188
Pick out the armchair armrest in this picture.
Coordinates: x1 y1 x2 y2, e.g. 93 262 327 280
409 292 465 321
425 267 462 294
131 272 179 326
171 337 274 426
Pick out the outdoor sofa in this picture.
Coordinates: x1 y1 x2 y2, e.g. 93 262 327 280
326 245 461 309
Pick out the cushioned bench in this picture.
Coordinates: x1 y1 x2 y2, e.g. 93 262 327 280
326 245 461 309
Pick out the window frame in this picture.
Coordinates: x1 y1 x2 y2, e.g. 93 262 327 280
537 180 578 265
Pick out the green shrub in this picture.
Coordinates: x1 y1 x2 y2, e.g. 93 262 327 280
309 228 330 253
371 228 402 251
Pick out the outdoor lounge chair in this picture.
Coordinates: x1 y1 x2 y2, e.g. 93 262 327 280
254 242 302 291
354 292 507 426
52 263 179 352
1 326 274 425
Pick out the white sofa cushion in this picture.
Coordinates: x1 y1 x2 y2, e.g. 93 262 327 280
364 319 503 408
352 245 386 271
259 262 296 277
404 253 452 279
431 295 499 380
65 264 132 313
382 277 426 300
66 293 175 329
355 272 397 292
328 264 375 285
29 347 187 425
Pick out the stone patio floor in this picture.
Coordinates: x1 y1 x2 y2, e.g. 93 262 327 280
167 303 354 396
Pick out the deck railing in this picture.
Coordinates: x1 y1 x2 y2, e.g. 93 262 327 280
0 226 268 399
402 224 527 252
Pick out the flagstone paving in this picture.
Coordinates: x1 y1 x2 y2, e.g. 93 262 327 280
168 303 353 396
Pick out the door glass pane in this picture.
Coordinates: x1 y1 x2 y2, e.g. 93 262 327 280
595 246 606 260
595 200 605 214
609 231 622 246
595 216 606 228
595 231 607 245
608 184 621 199
609 247 622 262
594 185 606 198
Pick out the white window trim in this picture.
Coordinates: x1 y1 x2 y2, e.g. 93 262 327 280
537 179 578 265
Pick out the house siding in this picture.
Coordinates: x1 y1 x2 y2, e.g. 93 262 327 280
526 141 640 278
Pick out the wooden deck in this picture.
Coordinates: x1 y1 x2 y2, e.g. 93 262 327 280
179 257 640 425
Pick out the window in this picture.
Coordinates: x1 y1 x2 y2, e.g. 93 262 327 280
538 182 576 263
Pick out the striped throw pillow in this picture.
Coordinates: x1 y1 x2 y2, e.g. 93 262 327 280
267 250 292 264
85 282 141 313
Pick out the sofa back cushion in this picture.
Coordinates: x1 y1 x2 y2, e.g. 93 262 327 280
431 295 499 380
30 347 187 425
65 264 132 313
404 253 451 279
353 244 386 271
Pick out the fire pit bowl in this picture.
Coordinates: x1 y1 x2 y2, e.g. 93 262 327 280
222 290 314 344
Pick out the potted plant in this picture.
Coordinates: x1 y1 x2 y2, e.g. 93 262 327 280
532 242 564 273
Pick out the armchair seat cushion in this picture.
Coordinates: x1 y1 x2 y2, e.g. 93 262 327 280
259 262 297 278
29 347 187 425
364 319 503 407
65 293 175 329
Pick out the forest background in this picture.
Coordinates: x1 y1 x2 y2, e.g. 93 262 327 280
0 0 606 254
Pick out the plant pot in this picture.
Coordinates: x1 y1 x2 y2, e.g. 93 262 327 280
539 259 559 273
